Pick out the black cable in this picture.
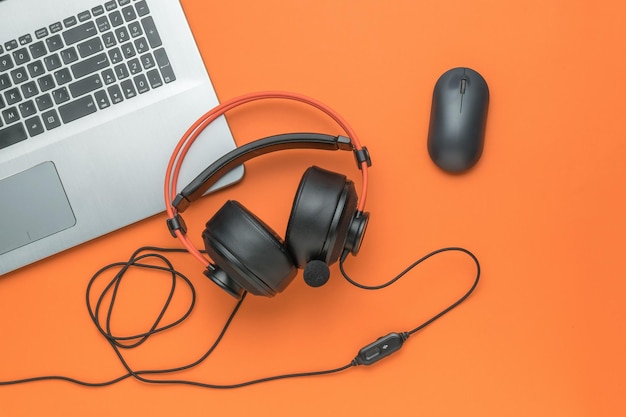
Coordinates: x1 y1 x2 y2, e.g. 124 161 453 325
0 247 356 388
0 245 480 388
339 246 481 335
86 247 196 349
122 361 357 390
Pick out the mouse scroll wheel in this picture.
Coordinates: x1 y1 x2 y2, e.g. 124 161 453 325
460 78 467 94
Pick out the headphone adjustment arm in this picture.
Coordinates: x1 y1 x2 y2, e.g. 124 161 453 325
352 146 372 169
166 213 188 237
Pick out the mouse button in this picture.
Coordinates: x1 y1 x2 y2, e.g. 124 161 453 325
436 68 463 90
465 69 490 94
445 72 465 91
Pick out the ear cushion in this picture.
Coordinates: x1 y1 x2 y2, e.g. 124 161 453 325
285 166 358 268
202 200 297 297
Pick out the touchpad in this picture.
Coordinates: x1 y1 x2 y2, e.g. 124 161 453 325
0 162 76 255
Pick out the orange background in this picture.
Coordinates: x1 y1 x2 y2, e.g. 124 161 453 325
1 0 625 416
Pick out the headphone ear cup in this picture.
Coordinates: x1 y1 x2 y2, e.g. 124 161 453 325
202 200 297 297
285 166 359 269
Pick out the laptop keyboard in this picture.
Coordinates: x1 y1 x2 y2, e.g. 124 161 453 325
0 0 176 151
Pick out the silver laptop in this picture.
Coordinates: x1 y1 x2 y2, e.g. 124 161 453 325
0 0 243 275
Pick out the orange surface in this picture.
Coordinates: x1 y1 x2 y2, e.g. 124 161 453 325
1 0 625 415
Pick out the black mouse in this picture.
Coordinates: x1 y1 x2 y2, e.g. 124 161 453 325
427 67 489 173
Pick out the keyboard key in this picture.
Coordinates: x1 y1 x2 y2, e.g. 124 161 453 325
110 11 124 27
122 5 137 22
114 63 129 80
0 123 27 149
20 81 39 98
26 60 46 78
102 32 117 48
29 41 47 59
51 87 70 104
0 74 11 91
128 22 143 38
60 47 79 64
46 34 64 52
107 85 123 104
0 95 4 109
154 48 175 83
77 37 104 58
71 52 110 78
127 58 141 74
0 54 14 71
4 40 18 51
35 93 54 111
69 74 102 98
105 1 117 11
94 90 110 109
101 68 115 85
10 67 29 84
63 16 78 28
19 34 33 46
35 28 49 40
2 107 20 124
134 37 149 54
63 21 98 45
49 22 63 34
42 109 62 130
44 53 62 71
25 115 45 137
146 68 162 88
141 17 162 48
115 27 130 43
37 75 55 92
12 48 30 65
121 42 136 59
78 11 92 22
135 1 149 17
133 74 149 94
53 68 72 86
109 47 123 64
92 6 105 17
58 95 97 123
140 52 155 70
96 16 111 32
4 88 21 105
19 100 36 118
120 79 136 99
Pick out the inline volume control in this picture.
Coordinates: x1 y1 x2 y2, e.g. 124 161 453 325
355 332 407 366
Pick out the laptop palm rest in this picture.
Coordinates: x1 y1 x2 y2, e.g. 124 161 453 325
0 162 76 255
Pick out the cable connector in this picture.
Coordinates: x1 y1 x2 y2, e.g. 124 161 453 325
166 213 187 237
354 332 409 366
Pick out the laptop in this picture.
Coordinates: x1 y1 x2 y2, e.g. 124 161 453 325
0 0 244 275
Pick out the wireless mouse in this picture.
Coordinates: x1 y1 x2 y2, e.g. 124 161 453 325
427 67 489 173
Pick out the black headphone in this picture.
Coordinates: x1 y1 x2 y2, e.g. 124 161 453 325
165 92 372 299
0 92 481 390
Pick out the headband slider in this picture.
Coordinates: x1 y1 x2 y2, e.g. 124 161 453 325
166 213 188 237
336 135 353 149
173 194 190 213
353 146 372 169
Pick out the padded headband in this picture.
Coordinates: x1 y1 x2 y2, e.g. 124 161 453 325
173 133 354 212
